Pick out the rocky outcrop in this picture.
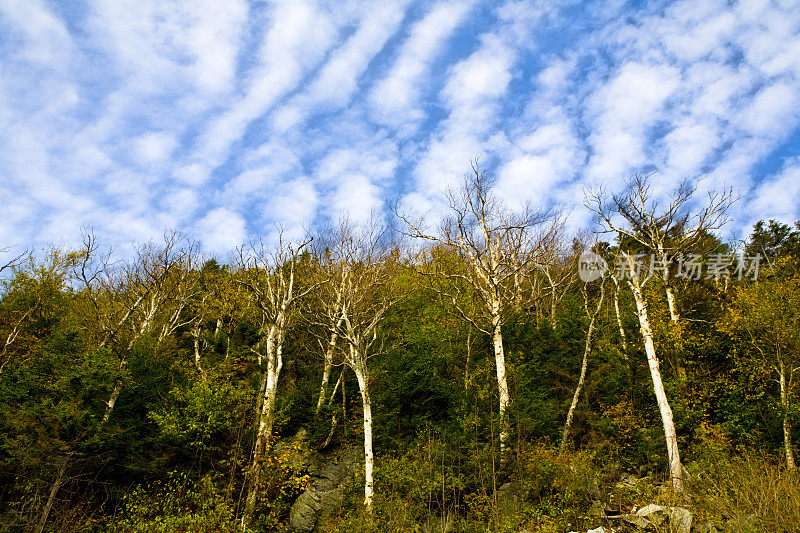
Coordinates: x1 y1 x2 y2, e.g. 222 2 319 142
288 436 362 532
628 503 692 533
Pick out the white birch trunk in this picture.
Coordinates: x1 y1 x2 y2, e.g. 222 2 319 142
612 278 628 357
665 285 679 323
244 324 283 517
626 254 684 492
102 379 123 424
316 328 339 413
780 362 796 470
560 283 604 454
491 312 510 453
657 246 679 324
354 363 374 517
193 326 207 381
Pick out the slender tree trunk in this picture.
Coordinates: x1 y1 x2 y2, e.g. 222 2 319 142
560 283 605 454
664 279 687 380
102 335 140 423
626 254 684 492
780 362 796 470
341 368 347 438
102 379 123 424
491 312 510 453
665 285 680 323
316 327 339 413
320 371 344 450
612 278 628 356
613 277 637 408
193 326 207 381
36 454 70 533
354 362 374 517
655 246 680 324
244 325 283 519
658 249 687 380
464 331 471 389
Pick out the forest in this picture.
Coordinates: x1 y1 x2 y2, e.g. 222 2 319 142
2 167 800 533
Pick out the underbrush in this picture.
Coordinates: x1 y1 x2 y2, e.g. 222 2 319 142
320 441 602 532
38 441 800 532
104 472 237 533
320 443 800 532
689 453 800 532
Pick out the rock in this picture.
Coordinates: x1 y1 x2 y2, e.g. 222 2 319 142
587 527 606 533
585 478 603 501
288 441 362 532
636 503 667 526
289 491 320 533
631 504 692 533
667 507 692 533
616 473 639 489
494 481 530 516
623 513 653 529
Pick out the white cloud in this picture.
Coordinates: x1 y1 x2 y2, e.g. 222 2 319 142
662 121 719 175
748 159 800 227
315 141 399 221
85 0 248 95
440 34 514 106
197 207 246 255
368 0 476 133
184 0 342 181
412 28 518 198
1 0 800 252
496 118 583 209
134 132 178 163
738 82 800 139
272 0 410 131
265 177 319 232
585 62 680 180
0 0 75 68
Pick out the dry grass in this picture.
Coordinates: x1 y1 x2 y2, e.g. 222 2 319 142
691 453 800 532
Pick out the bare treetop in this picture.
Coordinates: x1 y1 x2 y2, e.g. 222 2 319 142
585 171 738 254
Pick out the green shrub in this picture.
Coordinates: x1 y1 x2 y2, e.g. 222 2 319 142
105 472 236 532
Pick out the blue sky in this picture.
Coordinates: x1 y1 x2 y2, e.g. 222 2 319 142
1 0 799 255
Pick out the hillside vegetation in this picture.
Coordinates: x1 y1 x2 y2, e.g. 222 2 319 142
2 169 799 532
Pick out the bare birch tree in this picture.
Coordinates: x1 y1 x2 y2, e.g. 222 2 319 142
237 234 316 521
99 232 201 423
398 160 554 453
313 218 400 517
596 173 735 323
586 173 734 492
559 274 606 454
727 275 800 470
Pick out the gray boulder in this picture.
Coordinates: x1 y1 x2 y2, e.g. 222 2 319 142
288 441 362 532
633 503 692 533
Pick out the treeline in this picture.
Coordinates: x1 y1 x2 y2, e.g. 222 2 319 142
1 166 799 531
